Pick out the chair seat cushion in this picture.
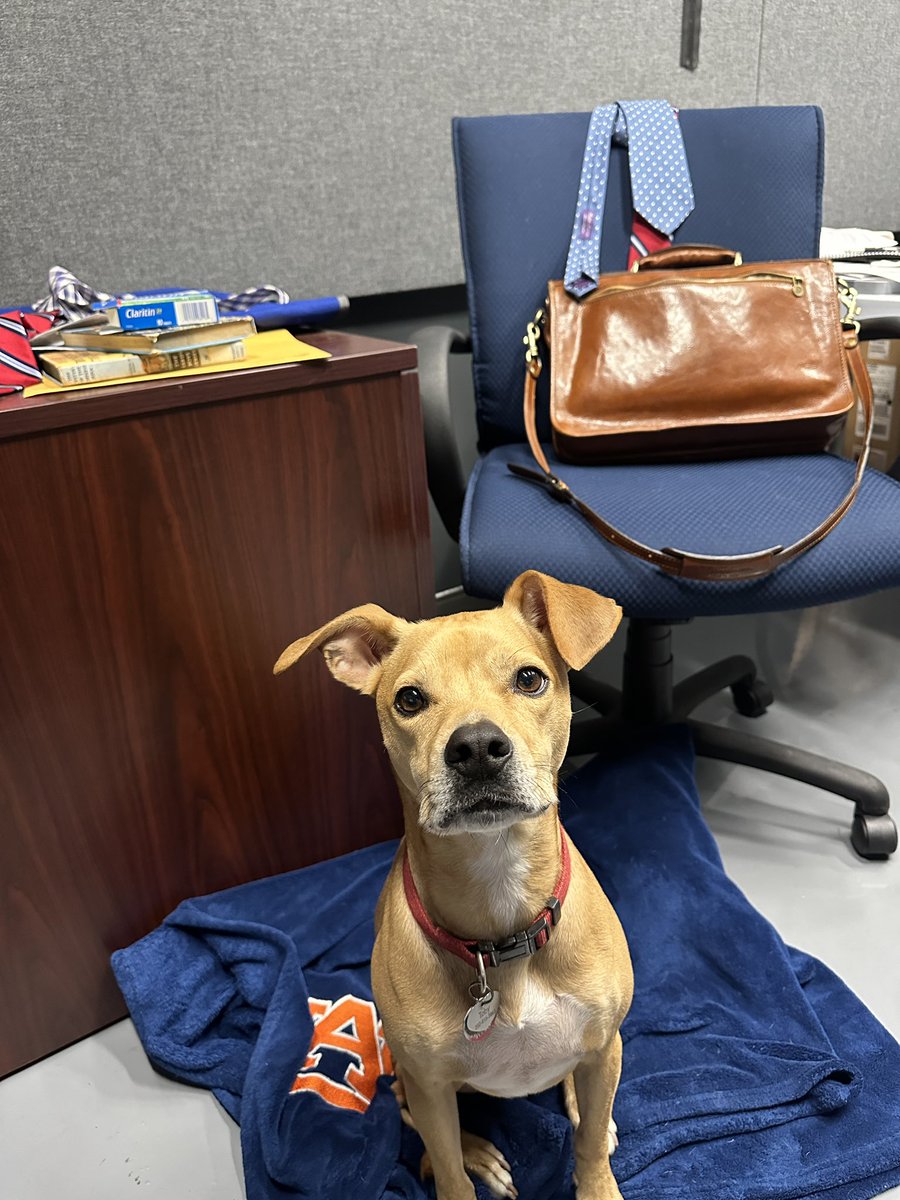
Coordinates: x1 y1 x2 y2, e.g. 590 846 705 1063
461 446 900 617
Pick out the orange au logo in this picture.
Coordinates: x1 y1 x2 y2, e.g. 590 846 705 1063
290 994 395 1113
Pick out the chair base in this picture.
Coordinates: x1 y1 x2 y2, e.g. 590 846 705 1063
569 620 898 860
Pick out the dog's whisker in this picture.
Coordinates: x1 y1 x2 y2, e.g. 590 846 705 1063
555 776 581 810
414 778 433 799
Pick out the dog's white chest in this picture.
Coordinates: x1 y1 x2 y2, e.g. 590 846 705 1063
462 977 590 1098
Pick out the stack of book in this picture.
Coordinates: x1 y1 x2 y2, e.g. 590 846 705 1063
36 290 256 386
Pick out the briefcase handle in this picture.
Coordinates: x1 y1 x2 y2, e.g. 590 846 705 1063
632 244 742 272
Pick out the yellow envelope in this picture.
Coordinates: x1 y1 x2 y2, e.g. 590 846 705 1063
23 329 330 398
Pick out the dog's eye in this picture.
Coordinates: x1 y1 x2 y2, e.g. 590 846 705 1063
395 686 428 716
514 667 548 696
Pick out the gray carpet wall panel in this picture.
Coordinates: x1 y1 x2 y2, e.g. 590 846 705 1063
757 0 899 231
0 1 894 305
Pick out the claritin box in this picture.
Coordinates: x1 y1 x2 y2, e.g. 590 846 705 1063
101 291 220 331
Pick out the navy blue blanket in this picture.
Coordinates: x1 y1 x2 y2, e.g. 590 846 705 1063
112 729 900 1200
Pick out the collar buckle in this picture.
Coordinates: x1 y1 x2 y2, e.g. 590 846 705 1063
474 896 562 967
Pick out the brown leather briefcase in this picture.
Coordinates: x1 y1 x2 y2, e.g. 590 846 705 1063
511 245 874 581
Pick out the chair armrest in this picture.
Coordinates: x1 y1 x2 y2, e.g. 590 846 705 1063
859 314 900 341
413 324 472 542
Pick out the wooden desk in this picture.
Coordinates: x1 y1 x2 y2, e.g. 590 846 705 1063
0 333 432 1075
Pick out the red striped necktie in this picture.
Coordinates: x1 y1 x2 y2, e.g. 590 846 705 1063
627 211 676 268
0 311 56 395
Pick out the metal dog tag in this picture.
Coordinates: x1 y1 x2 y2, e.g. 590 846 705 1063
464 988 499 1040
464 950 499 1040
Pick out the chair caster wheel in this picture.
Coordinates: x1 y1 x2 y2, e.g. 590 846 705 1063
731 676 774 718
851 812 898 860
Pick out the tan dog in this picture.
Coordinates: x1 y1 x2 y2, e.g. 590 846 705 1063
275 571 633 1200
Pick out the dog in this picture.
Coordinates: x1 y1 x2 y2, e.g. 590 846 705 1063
274 570 633 1200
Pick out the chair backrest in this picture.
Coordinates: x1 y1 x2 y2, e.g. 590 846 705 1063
453 105 824 449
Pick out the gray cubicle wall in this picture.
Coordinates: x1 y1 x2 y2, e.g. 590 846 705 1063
1 0 897 305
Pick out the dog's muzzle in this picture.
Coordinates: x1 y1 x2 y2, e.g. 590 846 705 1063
425 720 543 831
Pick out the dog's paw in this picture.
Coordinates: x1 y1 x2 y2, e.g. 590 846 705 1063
461 1133 517 1200
421 1131 517 1199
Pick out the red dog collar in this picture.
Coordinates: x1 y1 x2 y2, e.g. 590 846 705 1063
402 824 572 970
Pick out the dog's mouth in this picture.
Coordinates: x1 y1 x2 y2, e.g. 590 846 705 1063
418 757 555 836
464 792 527 815
468 795 515 812
432 781 550 833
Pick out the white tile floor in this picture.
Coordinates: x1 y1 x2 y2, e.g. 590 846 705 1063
2 593 899 1200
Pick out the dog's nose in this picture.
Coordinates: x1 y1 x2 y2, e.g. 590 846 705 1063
444 721 513 779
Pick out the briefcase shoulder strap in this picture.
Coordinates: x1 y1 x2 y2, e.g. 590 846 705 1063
510 337 873 583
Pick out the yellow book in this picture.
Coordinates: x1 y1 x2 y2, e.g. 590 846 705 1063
39 350 143 385
39 341 249 386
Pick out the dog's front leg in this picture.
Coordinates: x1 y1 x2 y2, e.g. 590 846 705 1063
402 1070 475 1200
572 1033 624 1200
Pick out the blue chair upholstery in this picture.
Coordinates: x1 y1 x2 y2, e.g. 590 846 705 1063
453 106 900 615
464 450 900 619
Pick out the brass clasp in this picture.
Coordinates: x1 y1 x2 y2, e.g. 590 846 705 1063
836 276 861 342
523 307 545 378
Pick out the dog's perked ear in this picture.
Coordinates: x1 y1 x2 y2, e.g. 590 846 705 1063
273 605 408 693
504 571 622 671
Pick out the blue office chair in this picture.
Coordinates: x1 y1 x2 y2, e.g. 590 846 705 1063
418 105 900 858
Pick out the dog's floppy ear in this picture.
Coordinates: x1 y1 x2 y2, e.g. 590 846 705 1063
273 605 407 693
504 571 622 670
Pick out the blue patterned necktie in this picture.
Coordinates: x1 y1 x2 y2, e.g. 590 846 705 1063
564 100 695 297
